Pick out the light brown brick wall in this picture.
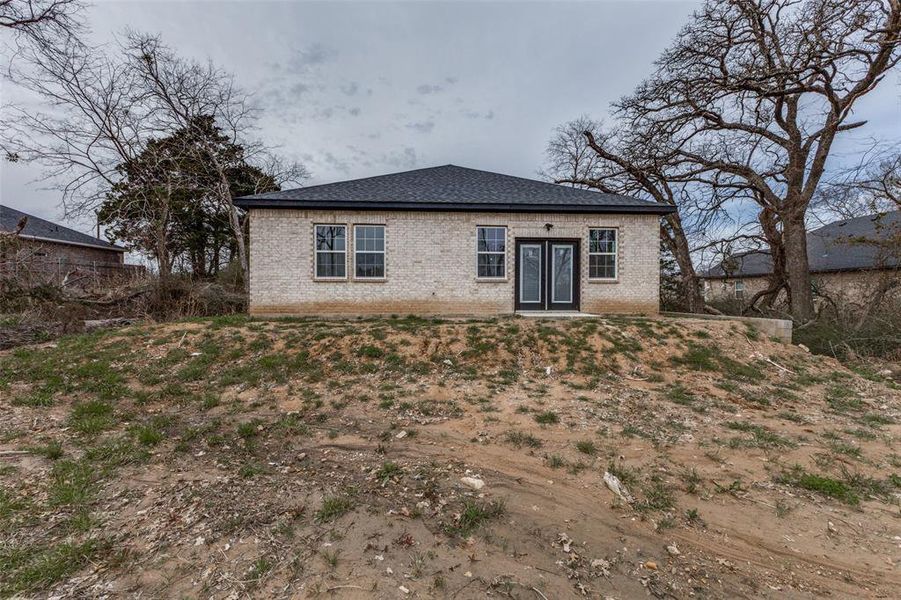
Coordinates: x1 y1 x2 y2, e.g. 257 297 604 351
704 270 900 307
247 209 662 316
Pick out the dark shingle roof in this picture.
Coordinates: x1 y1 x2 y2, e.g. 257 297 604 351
0 205 125 251
234 165 675 214
703 210 901 278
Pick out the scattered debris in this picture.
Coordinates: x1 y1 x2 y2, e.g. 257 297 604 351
460 476 485 490
603 471 634 504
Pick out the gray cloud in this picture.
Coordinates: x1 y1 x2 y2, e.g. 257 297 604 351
416 83 444 95
340 81 360 96
405 120 435 134
461 108 495 120
286 43 337 73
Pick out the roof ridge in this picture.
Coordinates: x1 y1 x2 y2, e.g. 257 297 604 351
282 164 462 195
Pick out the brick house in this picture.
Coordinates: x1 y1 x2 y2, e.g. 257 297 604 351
234 165 675 317
1 204 139 284
702 210 900 307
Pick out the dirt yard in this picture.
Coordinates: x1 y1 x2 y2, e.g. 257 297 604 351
1 315 899 599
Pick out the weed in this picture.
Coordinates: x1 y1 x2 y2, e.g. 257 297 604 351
131 420 167 447
26 439 63 460
48 459 94 507
357 345 385 359
664 384 695 406
69 400 116 436
606 461 639 486
320 549 340 569
237 420 260 440
316 496 354 522
725 421 796 449
776 466 859 505
637 478 676 512
533 411 559 425
547 454 566 469
825 385 863 413
376 461 403 484
575 440 597 455
857 413 894 428
245 557 271 583
777 411 806 424
239 463 264 478
670 343 718 371
504 431 542 448
774 499 793 518
681 468 702 494
0 539 107 596
685 508 703 525
446 499 506 537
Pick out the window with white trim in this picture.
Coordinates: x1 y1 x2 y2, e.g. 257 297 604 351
476 226 506 278
354 225 385 279
734 280 745 300
315 225 346 278
588 228 617 279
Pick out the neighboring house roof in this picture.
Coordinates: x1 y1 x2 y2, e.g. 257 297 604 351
0 204 126 252
234 164 675 214
703 210 901 279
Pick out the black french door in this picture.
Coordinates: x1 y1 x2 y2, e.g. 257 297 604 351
514 239 580 311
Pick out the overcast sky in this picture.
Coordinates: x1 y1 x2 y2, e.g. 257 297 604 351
2 0 899 237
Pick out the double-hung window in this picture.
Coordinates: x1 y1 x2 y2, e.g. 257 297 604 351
588 228 617 280
476 226 506 278
734 280 745 300
315 225 346 278
354 225 385 279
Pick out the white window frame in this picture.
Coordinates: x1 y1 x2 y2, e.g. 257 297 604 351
476 226 507 280
353 224 386 280
588 228 618 281
314 224 347 280
734 280 745 300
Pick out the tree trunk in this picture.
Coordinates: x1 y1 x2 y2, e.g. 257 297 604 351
663 217 705 313
758 207 786 310
219 177 248 290
782 211 814 321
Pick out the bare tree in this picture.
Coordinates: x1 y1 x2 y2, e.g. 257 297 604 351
543 117 734 313
2 30 308 282
814 146 901 220
613 0 901 321
540 115 606 186
0 0 82 41
2 38 152 215
123 32 308 280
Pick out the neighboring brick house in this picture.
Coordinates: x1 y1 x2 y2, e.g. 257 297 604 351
234 165 674 317
1 204 138 284
702 211 901 306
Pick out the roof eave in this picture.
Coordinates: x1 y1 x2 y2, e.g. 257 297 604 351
16 234 127 252
702 264 900 279
232 199 676 215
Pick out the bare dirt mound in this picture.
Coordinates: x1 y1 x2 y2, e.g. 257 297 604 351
1 315 899 598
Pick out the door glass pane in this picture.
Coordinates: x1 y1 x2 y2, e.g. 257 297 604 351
552 245 572 304
520 245 541 303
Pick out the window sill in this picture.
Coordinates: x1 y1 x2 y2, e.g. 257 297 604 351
476 277 508 283
353 277 387 283
313 277 348 282
587 278 619 284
